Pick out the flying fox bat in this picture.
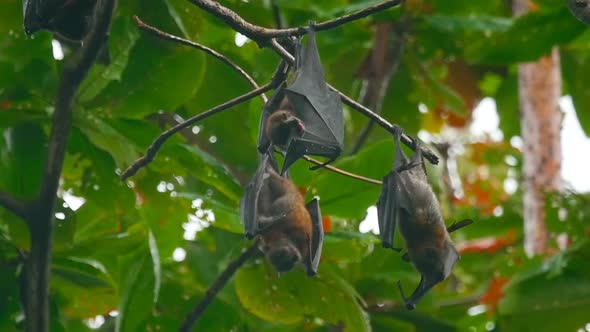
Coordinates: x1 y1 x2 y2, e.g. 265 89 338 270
257 28 344 175
240 153 324 276
22 0 110 63
377 128 472 310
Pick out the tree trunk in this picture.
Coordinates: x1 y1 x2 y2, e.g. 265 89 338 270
514 0 563 257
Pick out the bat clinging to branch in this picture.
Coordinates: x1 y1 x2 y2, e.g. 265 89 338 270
22 0 110 63
258 27 344 175
240 153 324 275
377 128 472 309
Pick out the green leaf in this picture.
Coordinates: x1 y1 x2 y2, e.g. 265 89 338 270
0 124 47 199
562 51 590 136
52 257 112 288
467 8 585 64
235 263 371 331
94 37 206 118
309 140 393 220
498 241 590 332
148 231 161 304
116 248 156 332
74 113 139 169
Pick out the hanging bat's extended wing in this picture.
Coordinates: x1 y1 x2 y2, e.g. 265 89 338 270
281 28 344 174
305 198 324 276
377 129 465 310
376 126 417 250
240 153 279 239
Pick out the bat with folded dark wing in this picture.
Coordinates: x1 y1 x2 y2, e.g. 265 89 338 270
240 152 324 276
377 128 473 309
257 28 344 175
22 0 110 63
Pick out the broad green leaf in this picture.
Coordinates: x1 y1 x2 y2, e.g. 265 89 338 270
498 241 590 332
0 124 46 199
235 263 371 331
562 51 590 136
116 248 156 332
309 140 394 220
467 8 585 64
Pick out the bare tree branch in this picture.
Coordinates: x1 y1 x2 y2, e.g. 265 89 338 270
269 39 439 165
120 82 274 181
0 191 27 220
302 156 382 185
188 0 403 41
133 15 265 103
130 19 383 185
23 1 117 332
186 0 438 163
179 243 261 332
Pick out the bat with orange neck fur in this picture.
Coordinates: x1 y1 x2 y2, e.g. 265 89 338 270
377 128 473 309
240 153 323 275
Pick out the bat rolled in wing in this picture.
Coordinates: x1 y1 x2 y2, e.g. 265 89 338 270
258 27 344 175
240 152 324 276
377 128 473 310
22 0 110 63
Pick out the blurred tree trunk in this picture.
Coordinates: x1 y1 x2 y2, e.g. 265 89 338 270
513 0 563 257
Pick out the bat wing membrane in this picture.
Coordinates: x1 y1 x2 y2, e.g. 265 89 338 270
305 198 324 276
240 153 277 238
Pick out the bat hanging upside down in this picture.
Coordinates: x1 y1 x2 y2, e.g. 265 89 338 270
240 153 323 275
257 27 344 175
377 128 473 309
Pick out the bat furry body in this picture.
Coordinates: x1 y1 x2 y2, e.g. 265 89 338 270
378 128 463 309
257 28 343 174
256 162 313 272
240 153 323 276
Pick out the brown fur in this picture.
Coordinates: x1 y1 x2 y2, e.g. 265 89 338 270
264 97 304 148
258 167 312 272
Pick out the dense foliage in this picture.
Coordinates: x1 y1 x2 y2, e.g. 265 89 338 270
1 0 590 331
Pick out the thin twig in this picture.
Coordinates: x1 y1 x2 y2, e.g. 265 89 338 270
188 0 403 41
23 1 117 332
131 20 382 185
0 191 27 220
269 39 439 165
302 156 382 185
133 15 266 103
179 243 261 332
120 83 274 180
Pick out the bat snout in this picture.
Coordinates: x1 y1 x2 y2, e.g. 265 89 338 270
285 116 305 137
268 246 301 272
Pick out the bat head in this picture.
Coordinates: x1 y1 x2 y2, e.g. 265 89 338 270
403 240 459 309
266 110 305 147
264 237 302 273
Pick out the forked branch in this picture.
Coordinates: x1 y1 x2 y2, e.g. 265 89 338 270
188 0 403 41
